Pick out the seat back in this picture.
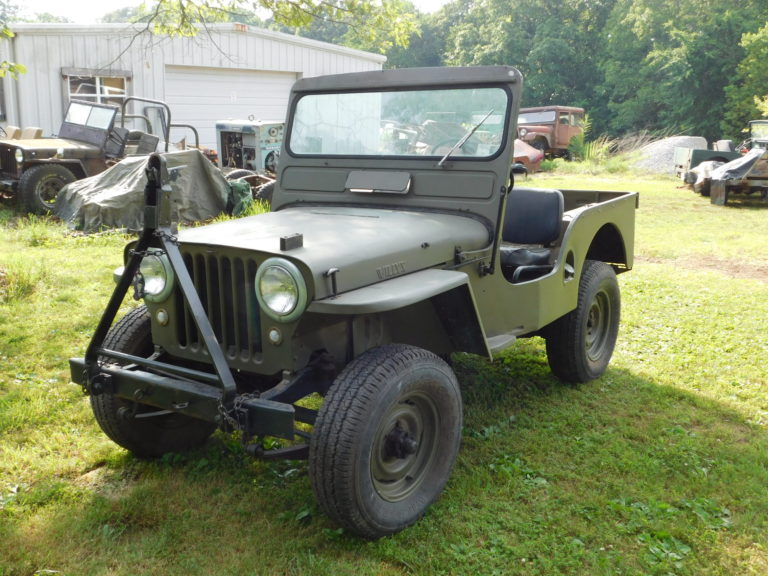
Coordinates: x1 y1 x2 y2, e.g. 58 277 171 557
105 126 129 158
126 130 160 156
3 125 21 139
20 126 43 139
502 187 564 245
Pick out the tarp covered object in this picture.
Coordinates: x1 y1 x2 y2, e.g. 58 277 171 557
56 150 235 232
711 148 766 182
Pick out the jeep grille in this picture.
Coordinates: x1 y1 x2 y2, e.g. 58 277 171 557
175 248 262 361
0 146 20 178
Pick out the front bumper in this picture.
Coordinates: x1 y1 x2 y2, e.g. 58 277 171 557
70 357 296 439
0 178 19 192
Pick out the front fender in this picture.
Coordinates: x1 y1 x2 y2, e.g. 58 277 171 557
308 269 469 314
25 159 88 179
307 268 490 358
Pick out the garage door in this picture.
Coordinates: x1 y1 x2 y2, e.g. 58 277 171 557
164 65 297 151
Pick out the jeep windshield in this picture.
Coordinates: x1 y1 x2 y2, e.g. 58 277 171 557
64 101 116 130
58 100 118 148
288 86 509 159
518 110 556 124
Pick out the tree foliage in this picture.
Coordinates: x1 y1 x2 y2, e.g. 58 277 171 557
722 22 768 139
389 0 768 142
0 1 25 78
4 0 767 143
132 0 417 53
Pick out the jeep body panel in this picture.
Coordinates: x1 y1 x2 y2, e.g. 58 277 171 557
176 206 491 300
0 138 104 182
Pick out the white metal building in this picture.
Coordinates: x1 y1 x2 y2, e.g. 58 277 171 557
0 23 385 149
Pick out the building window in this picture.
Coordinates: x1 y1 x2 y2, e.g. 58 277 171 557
62 68 132 108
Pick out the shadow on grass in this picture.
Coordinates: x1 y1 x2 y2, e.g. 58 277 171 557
2 342 766 575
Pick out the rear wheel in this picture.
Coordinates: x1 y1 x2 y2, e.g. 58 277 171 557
90 306 216 457
545 260 620 383
18 164 77 214
309 344 462 539
531 138 548 153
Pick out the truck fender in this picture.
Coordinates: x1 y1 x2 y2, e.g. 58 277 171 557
307 268 490 357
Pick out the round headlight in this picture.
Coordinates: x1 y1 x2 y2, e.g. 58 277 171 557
255 258 308 322
139 253 174 302
519 128 528 137
14 149 24 164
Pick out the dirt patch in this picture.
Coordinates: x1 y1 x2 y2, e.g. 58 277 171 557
637 255 768 282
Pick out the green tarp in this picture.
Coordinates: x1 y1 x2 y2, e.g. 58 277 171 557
56 149 250 233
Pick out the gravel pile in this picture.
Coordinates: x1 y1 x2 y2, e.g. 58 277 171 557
631 135 708 174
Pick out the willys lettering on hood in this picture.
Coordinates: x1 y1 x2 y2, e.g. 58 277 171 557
178 205 491 299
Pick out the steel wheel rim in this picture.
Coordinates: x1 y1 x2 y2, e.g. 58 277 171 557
38 178 63 207
371 391 439 502
585 289 611 362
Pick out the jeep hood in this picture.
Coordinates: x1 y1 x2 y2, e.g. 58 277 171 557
178 206 491 298
2 138 101 156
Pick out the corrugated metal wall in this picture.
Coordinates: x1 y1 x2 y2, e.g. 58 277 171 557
1 23 385 145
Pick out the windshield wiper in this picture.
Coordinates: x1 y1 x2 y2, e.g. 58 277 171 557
438 109 495 167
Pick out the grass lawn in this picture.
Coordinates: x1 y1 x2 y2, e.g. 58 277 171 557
1 173 767 575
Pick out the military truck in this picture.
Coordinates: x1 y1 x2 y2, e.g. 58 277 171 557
70 66 637 539
0 97 188 214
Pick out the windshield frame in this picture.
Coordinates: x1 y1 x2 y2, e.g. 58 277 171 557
286 83 513 162
750 121 768 141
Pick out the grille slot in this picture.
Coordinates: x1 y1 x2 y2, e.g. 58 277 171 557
0 146 20 177
176 249 261 361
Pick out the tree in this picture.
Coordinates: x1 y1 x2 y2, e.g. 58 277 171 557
440 0 615 132
0 0 25 78
135 0 417 53
601 0 767 141
101 6 147 23
722 22 768 139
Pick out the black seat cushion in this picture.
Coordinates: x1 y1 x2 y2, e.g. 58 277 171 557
500 187 564 281
499 246 551 268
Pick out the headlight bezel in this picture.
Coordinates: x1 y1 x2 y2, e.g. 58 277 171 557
139 252 175 303
255 257 308 323
14 149 24 164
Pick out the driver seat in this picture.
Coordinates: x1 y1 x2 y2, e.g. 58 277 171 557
500 187 564 283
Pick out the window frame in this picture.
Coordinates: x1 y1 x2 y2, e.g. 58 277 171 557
61 67 132 108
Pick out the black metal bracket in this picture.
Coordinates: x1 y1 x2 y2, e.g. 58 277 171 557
260 350 337 404
82 153 238 404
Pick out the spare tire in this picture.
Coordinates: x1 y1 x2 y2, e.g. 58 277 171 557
224 169 257 180
255 181 275 203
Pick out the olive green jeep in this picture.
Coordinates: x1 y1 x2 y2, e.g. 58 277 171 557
1 98 187 214
70 66 637 538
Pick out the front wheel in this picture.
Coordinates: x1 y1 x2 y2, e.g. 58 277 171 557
90 306 216 458
18 164 77 214
309 344 462 539
545 260 620 383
